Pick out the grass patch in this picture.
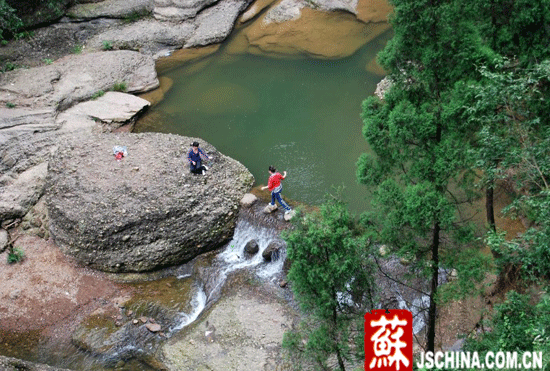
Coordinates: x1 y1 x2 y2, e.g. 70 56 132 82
91 90 105 99
72 44 83 54
1 61 19 73
102 40 113 50
6 102 16 108
113 81 127 92
7 247 25 264
123 10 150 23
43 58 53 65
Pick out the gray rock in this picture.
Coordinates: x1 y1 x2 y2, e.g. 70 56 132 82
185 0 253 47
0 107 59 182
264 0 357 25
262 240 284 261
46 132 254 272
0 356 72 371
244 240 259 255
0 229 8 252
153 0 219 21
86 19 195 57
68 0 154 19
0 162 49 220
240 193 257 207
57 91 150 133
263 203 277 213
264 0 304 24
146 323 162 332
283 209 295 221
0 51 159 110
374 76 392 100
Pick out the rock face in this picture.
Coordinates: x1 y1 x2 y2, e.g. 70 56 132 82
67 0 154 19
0 356 72 371
46 132 254 272
0 50 159 110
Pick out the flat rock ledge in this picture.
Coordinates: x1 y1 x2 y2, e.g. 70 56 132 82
46 132 254 273
0 356 71 371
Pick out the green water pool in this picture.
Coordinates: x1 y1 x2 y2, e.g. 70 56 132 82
135 30 392 213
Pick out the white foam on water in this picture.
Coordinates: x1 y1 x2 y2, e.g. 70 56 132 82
171 288 207 332
172 219 286 331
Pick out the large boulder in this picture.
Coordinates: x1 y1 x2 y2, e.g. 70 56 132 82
46 132 254 272
184 0 254 47
0 50 159 110
56 91 151 133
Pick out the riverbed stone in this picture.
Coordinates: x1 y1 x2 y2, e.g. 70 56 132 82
46 132 254 272
262 240 284 261
244 240 259 255
240 0 391 58
0 356 72 371
161 289 295 371
263 203 277 213
240 193 257 207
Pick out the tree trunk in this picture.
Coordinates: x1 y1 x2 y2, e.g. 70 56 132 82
427 221 440 353
486 185 496 232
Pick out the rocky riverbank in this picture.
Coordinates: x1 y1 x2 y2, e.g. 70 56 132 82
0 0 392 369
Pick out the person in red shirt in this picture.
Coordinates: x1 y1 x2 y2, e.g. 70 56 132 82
261 165 292 213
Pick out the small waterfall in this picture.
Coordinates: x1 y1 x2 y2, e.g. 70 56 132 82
170 288 207 331
170 218 284 332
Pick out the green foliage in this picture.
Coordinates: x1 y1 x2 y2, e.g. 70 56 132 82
72 44 83 54
6 102 16 108
43 58 53 65
282 196 376 370
0 0 23 43
472 0 550 65
102 40 113 50
1 61 19 73
91 90 105 99
7 247 25 264
358 0 491 352
465 290 550 370
123 10 150 23
113 81 127 92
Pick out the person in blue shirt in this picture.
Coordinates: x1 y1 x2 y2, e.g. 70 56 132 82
187 141 211 175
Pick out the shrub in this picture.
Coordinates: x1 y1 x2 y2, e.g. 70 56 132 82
91 90 105 99
0 0 23 43
72 44 83 54
6 102 16 108
44 58 53 65
113 81 127 92
7 247 25 264
102 40 113 50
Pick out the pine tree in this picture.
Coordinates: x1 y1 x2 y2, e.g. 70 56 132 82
282 197 376 371
357 0 491 352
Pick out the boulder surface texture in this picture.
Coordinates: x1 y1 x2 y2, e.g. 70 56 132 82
46 132 254 272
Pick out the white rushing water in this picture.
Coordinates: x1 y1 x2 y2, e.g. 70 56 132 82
171 219 285 331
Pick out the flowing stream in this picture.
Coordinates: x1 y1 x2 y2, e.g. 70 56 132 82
169 218 285 333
